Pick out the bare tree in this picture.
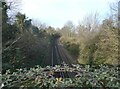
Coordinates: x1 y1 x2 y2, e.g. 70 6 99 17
76 12 100 43
32 19 47 30
118 1 120 28
6 0 22 23
81 12 100 32
109 0 119 27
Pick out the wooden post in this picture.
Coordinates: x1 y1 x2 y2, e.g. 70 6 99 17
0 0 3 73
0 0 4 87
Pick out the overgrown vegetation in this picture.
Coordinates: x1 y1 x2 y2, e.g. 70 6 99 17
2 1 58 72
2 65 119 88
59 12 119 65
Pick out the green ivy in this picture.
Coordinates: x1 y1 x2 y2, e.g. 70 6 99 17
2 64 119 88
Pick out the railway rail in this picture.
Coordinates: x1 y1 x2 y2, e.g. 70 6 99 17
50 39 77 78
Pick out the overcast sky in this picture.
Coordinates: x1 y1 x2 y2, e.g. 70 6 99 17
21 0 116 28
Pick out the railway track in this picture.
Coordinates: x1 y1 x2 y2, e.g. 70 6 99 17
51 39 77 78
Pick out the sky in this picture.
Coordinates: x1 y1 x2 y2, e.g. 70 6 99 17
20 0 116 28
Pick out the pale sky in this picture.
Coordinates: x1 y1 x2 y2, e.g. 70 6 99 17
21 0 116 28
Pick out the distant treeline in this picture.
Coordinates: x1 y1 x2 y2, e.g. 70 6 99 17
58 13 119 65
